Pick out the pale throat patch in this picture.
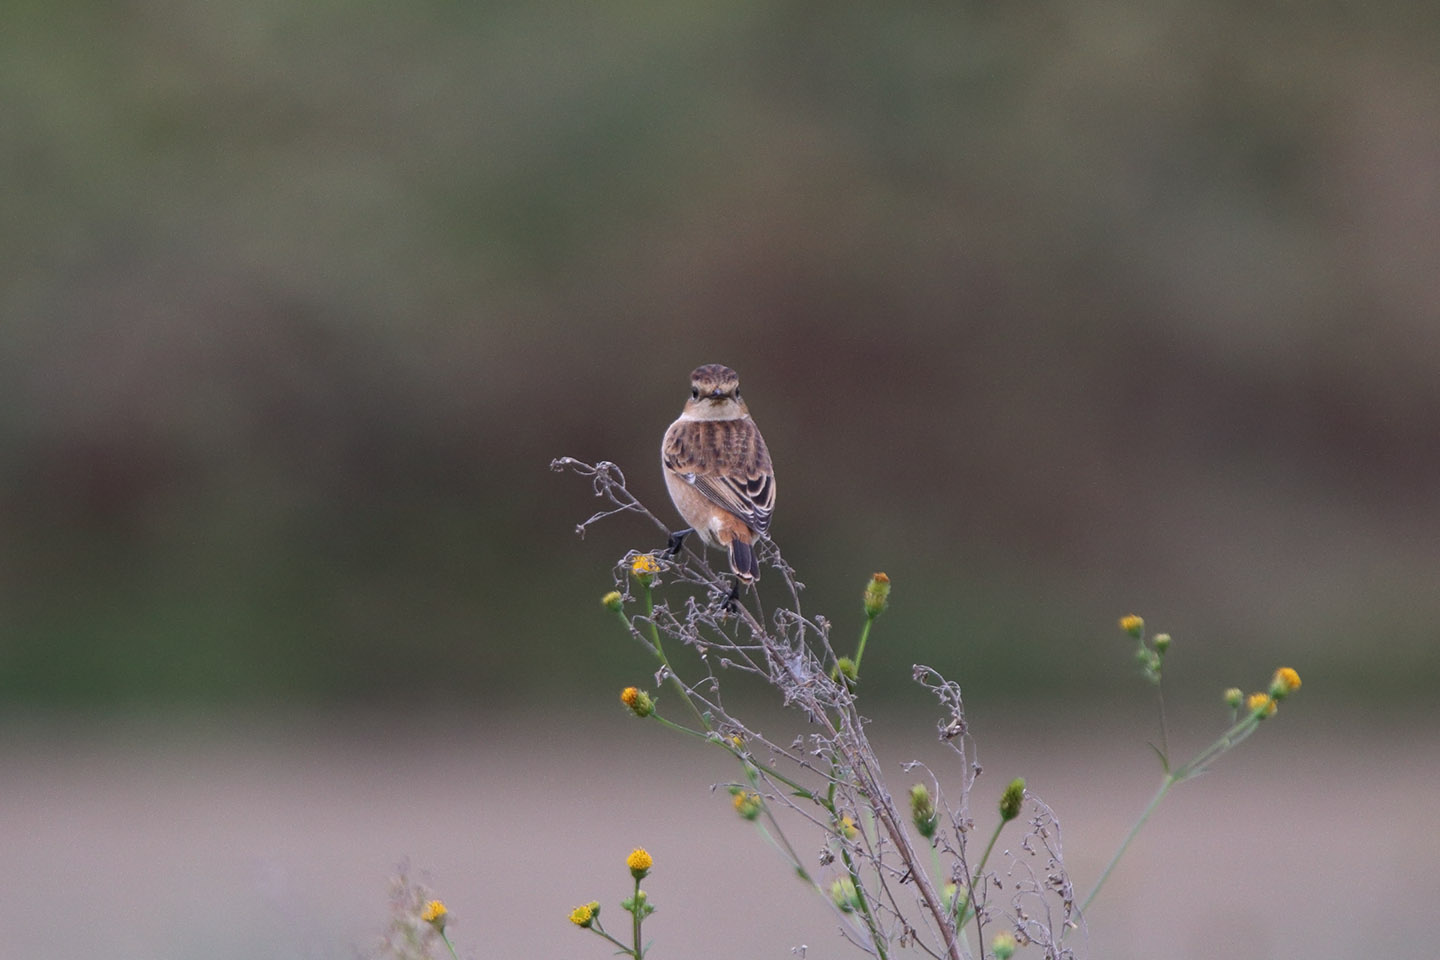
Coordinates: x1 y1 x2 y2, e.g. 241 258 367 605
677 404 748 422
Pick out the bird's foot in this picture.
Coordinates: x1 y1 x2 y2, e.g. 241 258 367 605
664 528 693 558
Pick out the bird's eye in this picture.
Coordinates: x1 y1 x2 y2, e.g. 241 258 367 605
734 388 741 398
691 387 699 399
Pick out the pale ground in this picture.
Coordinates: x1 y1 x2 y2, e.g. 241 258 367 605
2 704 1434 960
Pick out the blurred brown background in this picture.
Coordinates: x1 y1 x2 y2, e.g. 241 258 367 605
2 2 1437 958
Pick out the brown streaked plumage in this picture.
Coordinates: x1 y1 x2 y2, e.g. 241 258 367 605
661 364 775 582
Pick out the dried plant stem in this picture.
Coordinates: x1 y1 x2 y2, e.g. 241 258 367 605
641 585 708 730
554 457 1085 960
830 721 963 960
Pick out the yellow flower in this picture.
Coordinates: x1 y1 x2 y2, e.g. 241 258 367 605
732 789 762 820
1246 692 1277 718
620 686 654 717
838 815 858 841
569 901 599 927
1118 614 1144 638
627 847 653 879
421 900 447 931
602 591 624 612
630 554 661 586
1270 667 1302 698
992 931 1017 959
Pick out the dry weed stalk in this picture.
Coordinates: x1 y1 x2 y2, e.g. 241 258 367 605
553 457 1081 960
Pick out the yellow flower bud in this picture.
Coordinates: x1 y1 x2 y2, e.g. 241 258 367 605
602 591 624 612
1246 692 1277 718
568 901 600 927
626 847 653 879
1118 614 1144 638
421 900 447 932
620 686 654 718
1270 667 1301 699
630 554 660 586
731 788 762 820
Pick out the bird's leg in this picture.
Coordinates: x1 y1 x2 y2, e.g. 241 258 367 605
664 527 694 558
723 578 741 611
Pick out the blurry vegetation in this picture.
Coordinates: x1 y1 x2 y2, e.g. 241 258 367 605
1 1 1437 706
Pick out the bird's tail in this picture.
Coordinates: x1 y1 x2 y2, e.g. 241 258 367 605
728 537 760 583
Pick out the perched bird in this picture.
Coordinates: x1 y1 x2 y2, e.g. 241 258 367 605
661 363 776 583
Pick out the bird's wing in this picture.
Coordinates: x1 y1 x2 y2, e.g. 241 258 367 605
663 419 775 535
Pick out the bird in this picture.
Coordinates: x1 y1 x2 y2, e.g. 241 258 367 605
661 363 776 584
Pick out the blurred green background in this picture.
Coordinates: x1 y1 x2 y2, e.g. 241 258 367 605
3 0 1437 712
5 5 1439 959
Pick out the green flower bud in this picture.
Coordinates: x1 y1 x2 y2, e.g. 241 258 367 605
830 877 860 913
863 573 891 619
909 783 938 839
999 777 1025 822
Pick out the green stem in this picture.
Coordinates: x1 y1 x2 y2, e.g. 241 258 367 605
974 818 1005 881
650 713 708 741
1081 774 1173 913
650 714 815 799
438 931 460 960
1082 707 1271 915
754 815 811 883
825 767 885 960
741 751 813 799
632 875 643 959
1155 679 1170 769
1174 714 1260 780
929 842 945 899
853 616 874 675
954 818 1007 930
588 920 631 954
839 843 887 960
